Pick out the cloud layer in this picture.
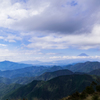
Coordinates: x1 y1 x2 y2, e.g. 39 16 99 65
0 0 100 34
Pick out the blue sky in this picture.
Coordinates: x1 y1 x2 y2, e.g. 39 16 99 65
0 0 100 62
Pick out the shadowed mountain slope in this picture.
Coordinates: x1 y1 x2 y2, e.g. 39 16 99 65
12 69 73 84
89 68 100 76
34 69 73 81
3 74 100 100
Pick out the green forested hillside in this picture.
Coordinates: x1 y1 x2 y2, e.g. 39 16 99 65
3 74 100 100
0 83 22 99
33 69 73 81
61 82 100 100
89 68 100 76
0 77 11 84
0 65 63 79
0 69 74 85
0 66 48 78
12 69 73 84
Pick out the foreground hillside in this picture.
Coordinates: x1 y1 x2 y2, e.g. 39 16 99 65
61 92 100 100
3 74 100 100
0 69 73 99
61 82 100 100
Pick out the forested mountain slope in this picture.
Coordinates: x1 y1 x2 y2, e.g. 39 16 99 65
3 74 100 100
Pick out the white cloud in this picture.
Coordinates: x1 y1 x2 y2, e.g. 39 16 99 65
0 44 7 47
0 49 16 57
0 0 50 30
0 0 99 34
0 34 22 42
0 48 43 61
46 53 56 55
4 34 22 42
26 35 68 49
0 47 100 62
50 55 100 60
23 24 100 50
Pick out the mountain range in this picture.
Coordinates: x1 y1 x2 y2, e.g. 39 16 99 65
66 61 100 73
0 61 100 79
0 69 73 85
0 60 100 99
0 61 32 71
0 65 64 79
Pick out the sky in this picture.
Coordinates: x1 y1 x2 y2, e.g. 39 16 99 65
0 0 100 62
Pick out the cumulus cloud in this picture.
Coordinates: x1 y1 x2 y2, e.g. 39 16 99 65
0 44 7 47
13 0 100 34
0 48 43 61
0 0 100 34
23 24 100 50
0 34 22 42
5 34 22 42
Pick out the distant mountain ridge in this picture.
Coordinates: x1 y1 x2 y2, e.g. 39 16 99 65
0 61 32 71
20 60 42 65
1 61 100 85
78 53 89 56
0 61 100 78
0 66 48 78
0 65 64 78
67 61 100 73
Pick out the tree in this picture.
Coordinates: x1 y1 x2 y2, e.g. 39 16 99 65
79 90 87 99
85 86 95 94
96 85 100 92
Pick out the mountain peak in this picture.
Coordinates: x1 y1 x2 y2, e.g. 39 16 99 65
2 60 13 63
78 53 88 56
